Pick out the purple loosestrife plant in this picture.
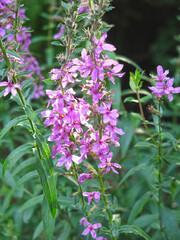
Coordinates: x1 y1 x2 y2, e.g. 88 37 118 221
42 1 125 238
148 65 180 233
42 34 124 240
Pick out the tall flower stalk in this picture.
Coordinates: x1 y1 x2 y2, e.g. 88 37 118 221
148 65 180 234
42 1 125 238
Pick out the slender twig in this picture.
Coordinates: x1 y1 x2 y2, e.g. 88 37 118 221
72 162 90 221
137 89 157 145
157 99 163 232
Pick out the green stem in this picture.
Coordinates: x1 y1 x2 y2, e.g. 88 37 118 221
137 89 157 145
97 101 116 240
72 162 90 221
14 0 20 43
0 37 41 155
157 99 163 232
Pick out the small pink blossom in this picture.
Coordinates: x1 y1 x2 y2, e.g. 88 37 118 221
81 221 102 239
92 32 116 59
0 80 21 96
98 154 121 174
78 173 92 184
150 65 169 82
83 191 101 205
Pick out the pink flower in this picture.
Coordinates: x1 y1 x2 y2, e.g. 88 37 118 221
92 32 116 59
80 217 88 226
78 173 92 184
98 154 121 174
149 66 180 101
96 103 119 126
150 65 169 82
50 64 77 88
56 150 82 170
0 80 21 96
54 26 65 40
81 222 102 239
92 132 109 155
83 191 101 205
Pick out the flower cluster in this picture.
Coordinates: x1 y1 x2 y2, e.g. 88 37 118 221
149 65 180 101
42 31 124 239
0 0 44 98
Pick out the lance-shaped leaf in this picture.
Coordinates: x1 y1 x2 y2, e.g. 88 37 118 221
161 207 180 240
42 197 55 240
19 194 43 211
0 115 27 139
3 170 38 211
119 225 150 240
128 192 152 224
34 135 57 219
3 142 33 177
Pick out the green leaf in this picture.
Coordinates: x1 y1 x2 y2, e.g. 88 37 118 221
3 170 38 210
140 95 152 103
161 132 177 149
135 141 156 149
76 13 88 22
133 213 158 228
58 196 75 207
0 90 4 97
61 1 69 14
24 104 36 122
124 97 138 103
42 197 55 240
51 41 61 46
161 208 180 240
19 195 43 211
0 115 27 139
119 225 150 240
3 142 33 177
43 78 56 85
120 113 134 157
33 221 43 239
21 78 34 90
36 133 53 170
57 221 71 239
16 70 34 77
129 76 137 92
35 146 57 219
12 157 35 176
6 49 22 60
117 163 147 187
128 192 151 224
